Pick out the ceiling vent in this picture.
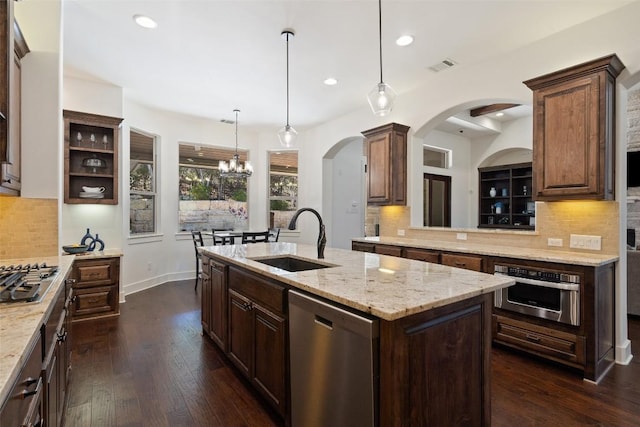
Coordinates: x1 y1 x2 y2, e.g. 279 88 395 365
428 58 457 72
220 119 235 125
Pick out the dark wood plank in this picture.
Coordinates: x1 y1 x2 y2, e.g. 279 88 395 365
470 103 520 117
66 280 640 426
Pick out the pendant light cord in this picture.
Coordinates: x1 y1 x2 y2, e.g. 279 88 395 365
234 109 239 154
285 32 291 127
378 0 383 84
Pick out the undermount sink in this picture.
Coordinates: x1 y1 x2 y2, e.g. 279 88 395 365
251 256 334 272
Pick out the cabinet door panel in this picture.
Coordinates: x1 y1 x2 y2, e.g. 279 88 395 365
367 133 390 203
253 305 286 416
210 262 227 350
228 290 253 378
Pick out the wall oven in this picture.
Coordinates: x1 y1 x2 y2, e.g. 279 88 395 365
494 264 581 326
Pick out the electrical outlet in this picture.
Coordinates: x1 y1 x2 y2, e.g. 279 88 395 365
547 238 563 247
456 233 467 241
397 229 405 236
570 234 602 251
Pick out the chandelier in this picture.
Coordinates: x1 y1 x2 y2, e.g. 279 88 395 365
277 29 297 147
219 109 253 178
367 0 396 116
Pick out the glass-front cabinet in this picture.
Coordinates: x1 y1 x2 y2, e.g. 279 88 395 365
478 162 534 230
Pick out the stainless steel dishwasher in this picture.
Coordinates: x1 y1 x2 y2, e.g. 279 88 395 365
288 289 379 427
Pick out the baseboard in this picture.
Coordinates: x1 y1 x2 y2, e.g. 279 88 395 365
616 338 633 365
121 271 195 301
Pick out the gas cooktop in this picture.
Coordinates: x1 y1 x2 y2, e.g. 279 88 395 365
0 263 59 304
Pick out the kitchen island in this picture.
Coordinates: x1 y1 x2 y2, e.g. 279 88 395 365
199 243 513 426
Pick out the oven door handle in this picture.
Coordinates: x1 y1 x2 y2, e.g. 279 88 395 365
494 273 580 292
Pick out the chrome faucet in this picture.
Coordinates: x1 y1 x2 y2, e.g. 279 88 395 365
288 208 326 259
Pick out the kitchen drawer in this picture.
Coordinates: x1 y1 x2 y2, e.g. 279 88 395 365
0 333 43 426
229 267 285 314
73 258 118 287
374 244 403 257
403 248 440 263
72 284 119 320
441 253 484 272
352 242 375 253
493 315 585 366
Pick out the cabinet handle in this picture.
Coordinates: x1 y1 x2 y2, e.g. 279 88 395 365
455 262 466 267
242 302 253 311
21 377 43 427
18 376 41 399
66 278 77 285
57 330 68 343
22 377 38 387
525 333 540 342
2 178 11 184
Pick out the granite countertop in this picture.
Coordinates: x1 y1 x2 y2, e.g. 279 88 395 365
0 255 74 404
352 236 619 267
200 243 513 321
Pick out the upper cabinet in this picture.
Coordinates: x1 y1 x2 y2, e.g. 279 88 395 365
63 110 123 204
1 1 29 196
524 54 625 201
362 122 410 205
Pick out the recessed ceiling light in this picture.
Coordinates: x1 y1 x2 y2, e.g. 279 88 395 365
396 35 414 47
323 77 338 86
133 14 158 29
495 112 505 117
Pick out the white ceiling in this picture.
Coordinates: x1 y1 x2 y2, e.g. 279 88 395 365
57 0 632 133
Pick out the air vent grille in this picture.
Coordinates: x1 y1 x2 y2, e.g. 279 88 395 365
220 119 235 125
428 58 457 72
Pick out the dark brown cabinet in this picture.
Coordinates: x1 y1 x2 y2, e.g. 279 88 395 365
201 257 228 351
1 4 29 196
524 54 624 200
227 267 287 417
441 252 484 272
70 256 120 321
63 110 123 204
362 122 410 205
478 162 534 230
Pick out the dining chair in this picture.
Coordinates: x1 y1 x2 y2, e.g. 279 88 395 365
241 230 270 244
191 231 204 292
212 228 234 245
268 227 280 242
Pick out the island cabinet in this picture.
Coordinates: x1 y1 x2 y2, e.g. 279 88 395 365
227 266 287 418
380 293 493 426
70 256 120 321
63 110 123 204
362 122 410 205
201 256 228 351
524 54 624 201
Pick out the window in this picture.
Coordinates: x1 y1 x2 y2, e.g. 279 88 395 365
269 151 298 229
423 173 451 227
178 144 249 231
130 129 157 234
423 145 452 169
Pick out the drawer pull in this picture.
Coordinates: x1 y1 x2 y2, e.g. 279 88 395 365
66 278 77 285
18 376 41 399
525 333 541 342
57 330 68 342
455 262 466 267
22 377 38 387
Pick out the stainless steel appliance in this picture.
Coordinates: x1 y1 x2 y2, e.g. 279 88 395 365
0 263 59 304
288 290 378 427
494 263 580 326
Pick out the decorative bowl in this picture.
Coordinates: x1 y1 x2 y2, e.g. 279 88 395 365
62 244 89 254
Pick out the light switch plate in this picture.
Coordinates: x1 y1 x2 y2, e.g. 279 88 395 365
547 238 563 247
569 234 602 250
397 229 405 236
456 233 467 241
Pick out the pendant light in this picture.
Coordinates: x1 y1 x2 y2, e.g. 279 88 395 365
219 109 253 178
367 0 396 116
278 29 297 148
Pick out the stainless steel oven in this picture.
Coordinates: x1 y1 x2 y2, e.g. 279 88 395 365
494 264 581 326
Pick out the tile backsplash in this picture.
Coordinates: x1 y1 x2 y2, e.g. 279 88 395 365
0 198 58 259
379 201 619 254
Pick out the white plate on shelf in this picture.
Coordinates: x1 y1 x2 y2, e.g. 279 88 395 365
79 192 105 198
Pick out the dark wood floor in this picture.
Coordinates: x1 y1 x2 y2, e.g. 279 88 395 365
65 280 640 426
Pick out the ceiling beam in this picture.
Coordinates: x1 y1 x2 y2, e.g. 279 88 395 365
469 103 520 117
